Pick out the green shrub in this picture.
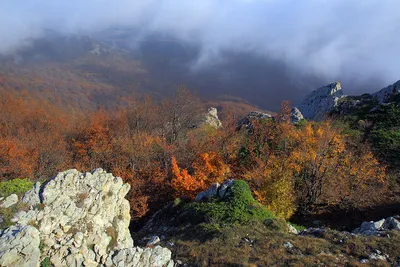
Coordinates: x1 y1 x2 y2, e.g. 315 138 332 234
183 180 274 226
0 178 34 198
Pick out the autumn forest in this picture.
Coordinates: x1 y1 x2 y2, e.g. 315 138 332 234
1 84 395 227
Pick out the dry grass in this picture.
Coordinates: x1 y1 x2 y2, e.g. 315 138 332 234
144 223 400 267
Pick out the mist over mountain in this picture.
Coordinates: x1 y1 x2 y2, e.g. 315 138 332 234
1 1 400 110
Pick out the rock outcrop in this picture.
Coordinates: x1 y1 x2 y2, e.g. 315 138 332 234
297 82 344 120
195 179 235 202
0 169 173 267
353 216 400 235
204 107 222 129
0 225 40 267
372 80 400 104
290 107 304 124
238 111 273 130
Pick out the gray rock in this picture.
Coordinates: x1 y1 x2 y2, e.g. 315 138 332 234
0 225 41 267
21 182 41 206
204 107 222 129
356 219 385 235
298 82 344 121
353 217 400 235
218 179 234 199
283 241 294 249
369 249 388 261
148 246 173 266
372 80 400 104
146 236 161 247
238 111 273 130
287 224 299 235
290 107 304 124
195 183 220 202
385 217 400 231
0 194 18 208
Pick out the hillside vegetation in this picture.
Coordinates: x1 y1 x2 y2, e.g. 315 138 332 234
0 86 393 227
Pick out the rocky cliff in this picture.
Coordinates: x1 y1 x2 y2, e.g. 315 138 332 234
372 80 400 104
297 82 344 120
0 169 173 267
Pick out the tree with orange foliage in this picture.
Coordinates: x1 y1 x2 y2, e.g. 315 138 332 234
290 122 386 211
241 102 386 216
71 109 112 170
171 156 206 199
192 152 231 185
170 151 231 199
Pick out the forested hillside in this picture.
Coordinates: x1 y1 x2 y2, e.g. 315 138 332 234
1 84 395 227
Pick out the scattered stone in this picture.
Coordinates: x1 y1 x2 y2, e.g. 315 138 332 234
0 194 18 208
146 236 161 247
283 241 294 249
369 249 388 261
354 216 400 235
287 224 299 235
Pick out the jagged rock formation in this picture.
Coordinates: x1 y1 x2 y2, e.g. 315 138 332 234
0 169 173 267
290 107 304 124
237 111 273 130
195 180 235 202
192 107 222 129
372 80 400 104
297 82 344 120
353 216 400 236
0 225 41 267
204 107 222 129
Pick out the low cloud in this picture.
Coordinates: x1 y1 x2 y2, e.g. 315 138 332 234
1 0 400 107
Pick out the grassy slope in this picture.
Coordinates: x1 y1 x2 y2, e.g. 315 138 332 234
134 181 400 266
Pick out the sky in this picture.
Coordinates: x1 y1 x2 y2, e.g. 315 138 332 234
1 0 400 108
